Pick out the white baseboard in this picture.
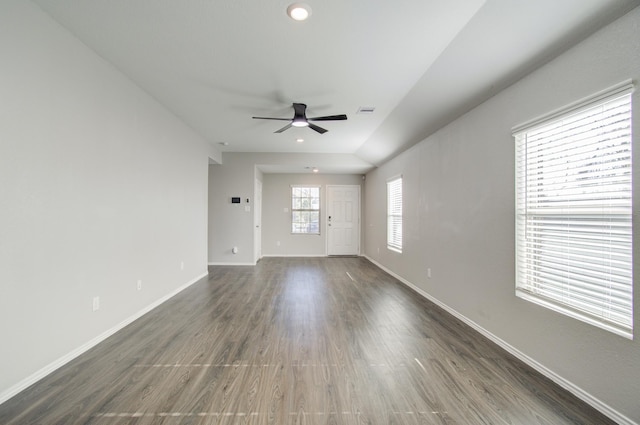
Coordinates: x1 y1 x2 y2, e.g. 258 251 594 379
208 261 256 266
260 254 326 258
363 255 636 425
0 270 209 406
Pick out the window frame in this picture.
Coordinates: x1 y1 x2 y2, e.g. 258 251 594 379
513 80 634 339
387 176 403 253
290 185 321 235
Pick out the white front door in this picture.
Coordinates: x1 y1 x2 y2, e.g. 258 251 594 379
254 179 262 263
327 185 360 256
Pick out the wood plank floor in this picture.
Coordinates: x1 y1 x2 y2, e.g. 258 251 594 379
0 257 615 424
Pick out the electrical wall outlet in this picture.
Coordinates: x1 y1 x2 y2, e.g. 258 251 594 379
92 296 100 311
427 268 432 279
180 261 184 270
137 280 142 291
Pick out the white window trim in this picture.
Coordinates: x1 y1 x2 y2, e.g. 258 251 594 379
290 185 321 235
513 80 634 339
387 175 403 253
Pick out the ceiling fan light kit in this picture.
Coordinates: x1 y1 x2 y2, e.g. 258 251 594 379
287 3 312 21
253 103 347 135
292 118 308 127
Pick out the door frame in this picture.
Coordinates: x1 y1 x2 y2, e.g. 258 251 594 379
254 178 262 263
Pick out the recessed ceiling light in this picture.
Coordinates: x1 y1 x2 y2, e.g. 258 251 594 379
296 138 304 143
287 3 312 21
312 167 319 173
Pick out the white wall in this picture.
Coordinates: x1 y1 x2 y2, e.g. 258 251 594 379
365 7 640 424
0 1 216 403
262 174 364 257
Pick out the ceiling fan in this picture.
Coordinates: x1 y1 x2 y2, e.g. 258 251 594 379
252 103 347 134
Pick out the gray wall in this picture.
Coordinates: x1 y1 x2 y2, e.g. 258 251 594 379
262 174 364 257
0 1 217 403
208 155 258 265
364 7 640 423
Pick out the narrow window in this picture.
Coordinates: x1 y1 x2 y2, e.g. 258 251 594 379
514 81 634 338
291 186 320 234
387 176 403 252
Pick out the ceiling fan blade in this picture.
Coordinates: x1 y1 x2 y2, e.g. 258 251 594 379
308 123 328 134
252 116 291 121
308 114 348 121
275 123 293 133
255 103 338 135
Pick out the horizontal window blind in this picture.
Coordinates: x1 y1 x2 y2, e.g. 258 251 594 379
387 177 403 252
514 82 633 338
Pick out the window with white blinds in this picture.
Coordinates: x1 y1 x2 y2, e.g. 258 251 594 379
514 81 634 339
387 177 403 252
291 186 320 234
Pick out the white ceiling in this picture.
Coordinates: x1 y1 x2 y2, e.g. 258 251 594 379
33 0 639 173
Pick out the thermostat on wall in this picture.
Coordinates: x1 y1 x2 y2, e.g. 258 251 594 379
231 197 241 204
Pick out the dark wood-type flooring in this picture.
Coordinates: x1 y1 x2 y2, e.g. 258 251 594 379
0 257 616 424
